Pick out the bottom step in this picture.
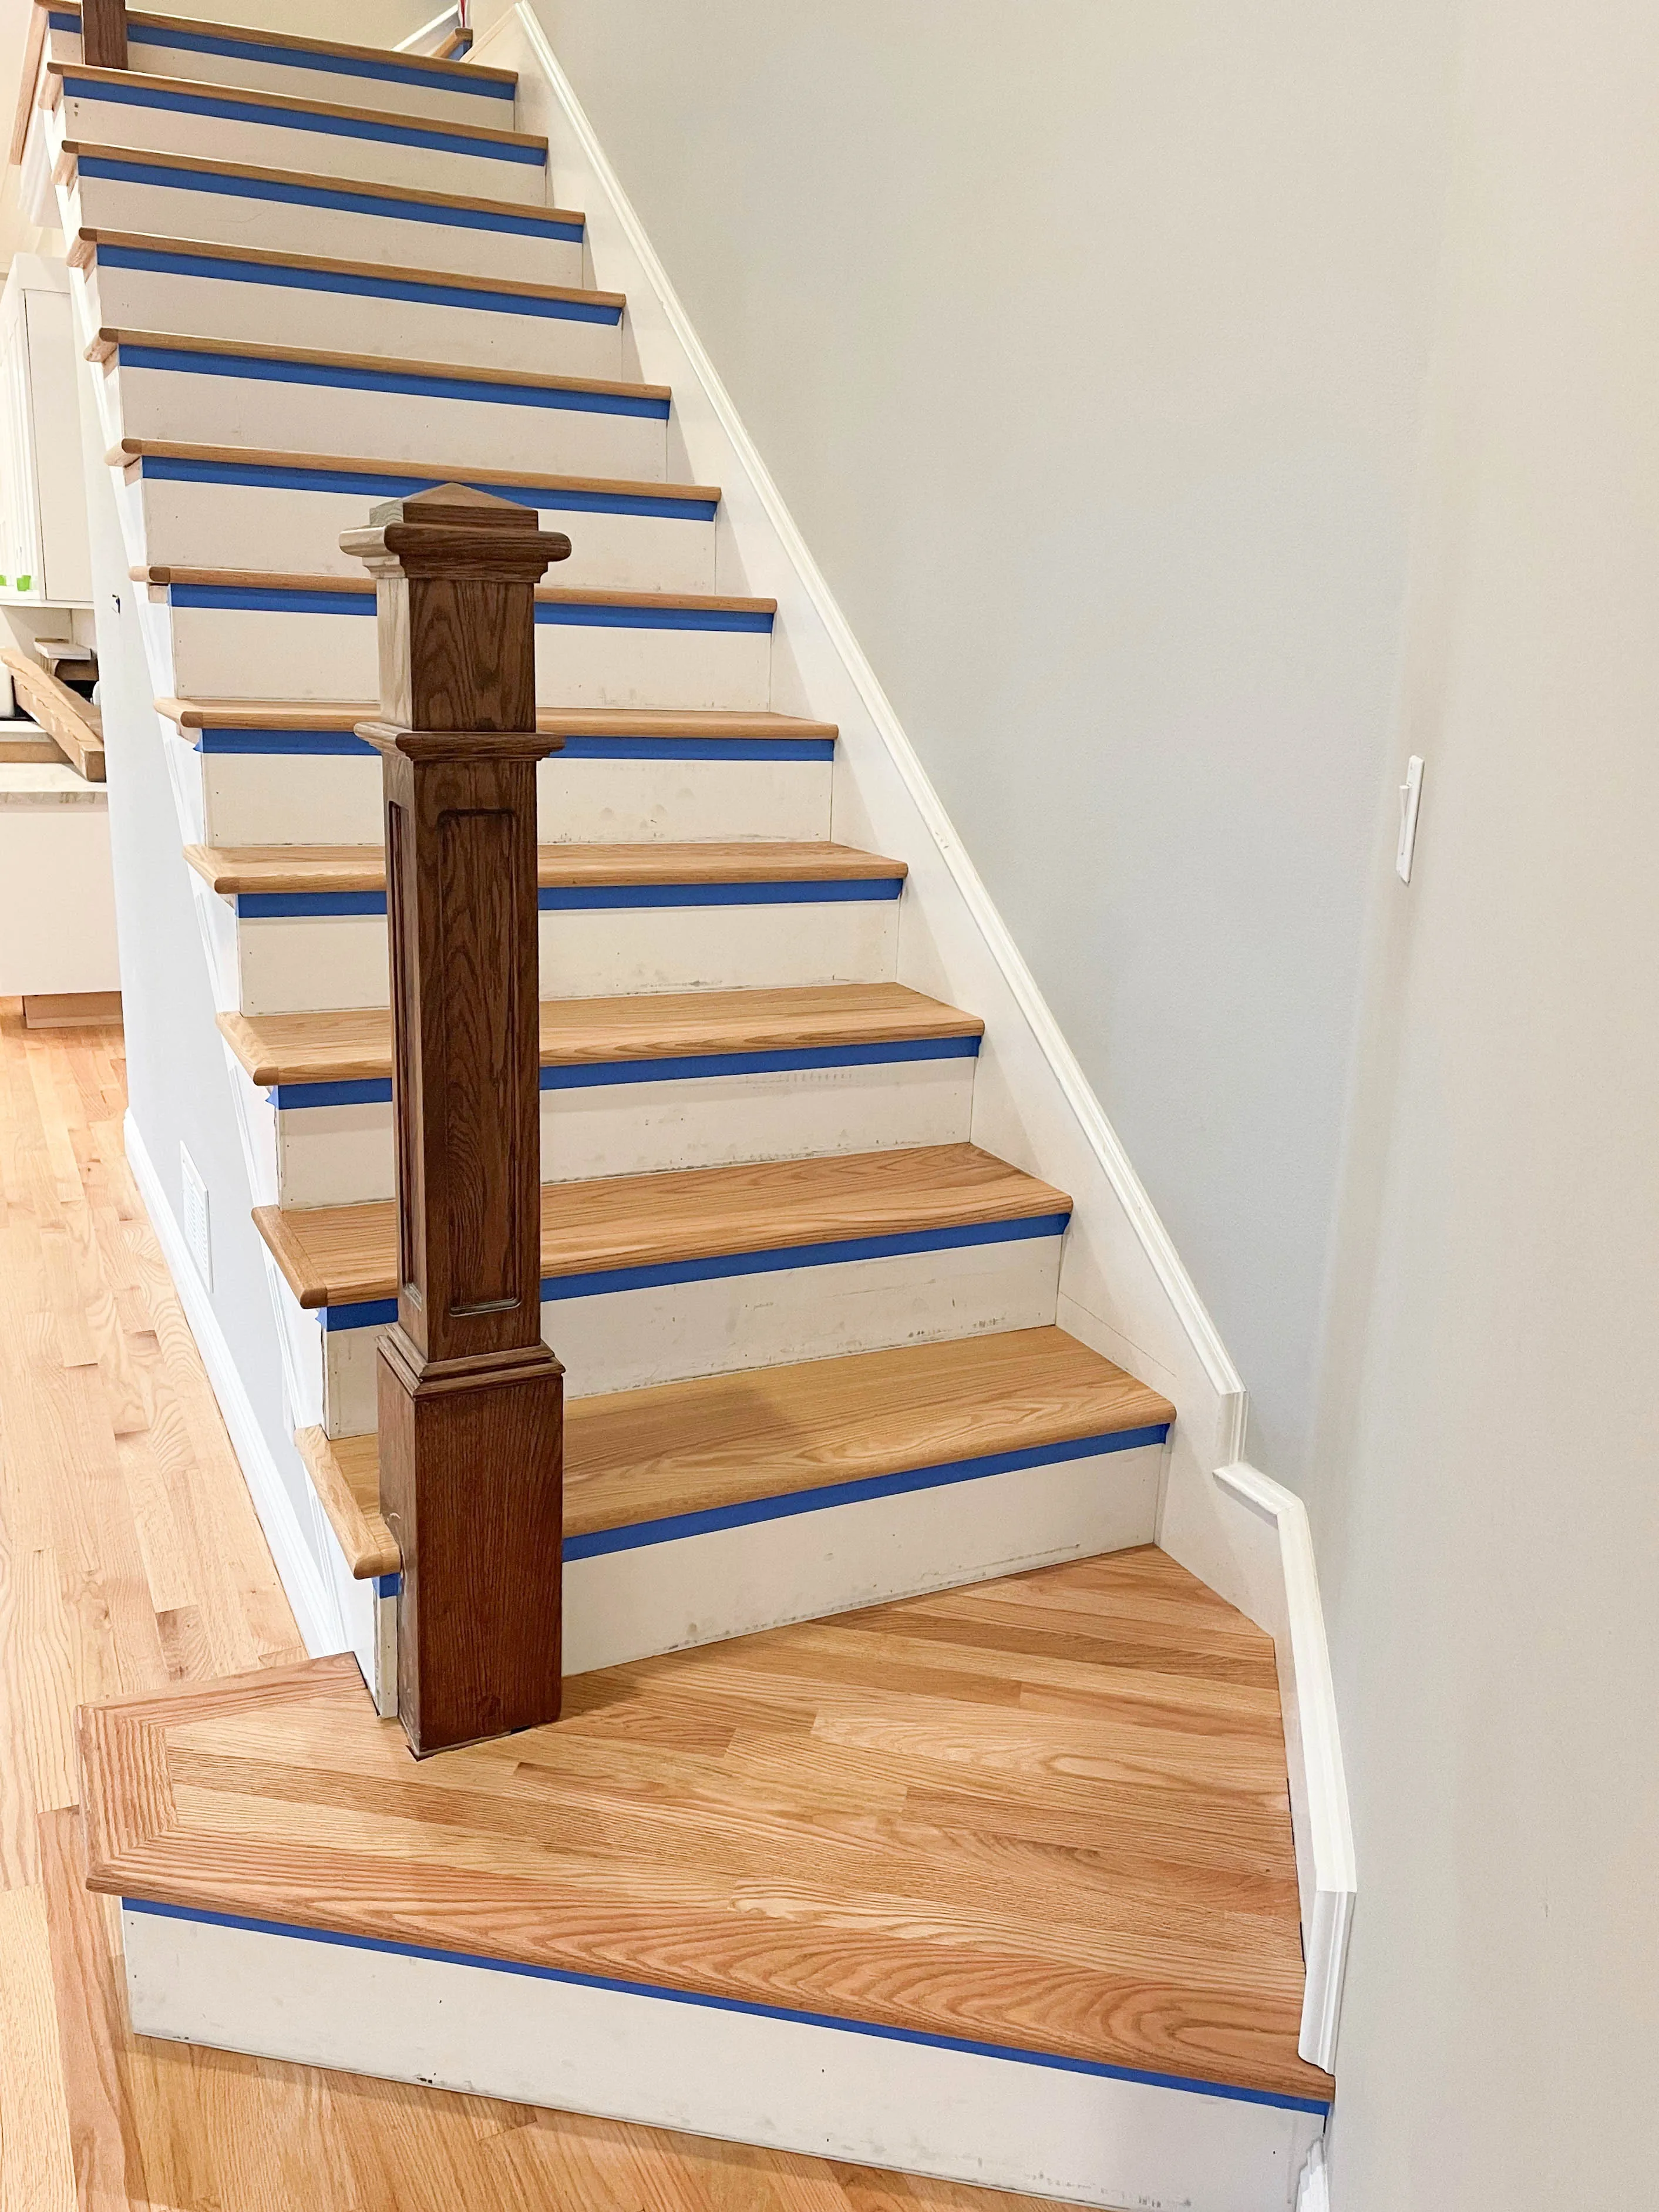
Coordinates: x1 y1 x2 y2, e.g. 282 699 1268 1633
80 1549 1331 2211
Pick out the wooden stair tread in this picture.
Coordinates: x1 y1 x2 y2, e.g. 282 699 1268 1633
219 983 982 1085
48 62 544 150
88 327 671 402
186 841 902 895
59 142 576 223
73 228 624 311
159 698 833 738
77 1548 1330 2106
113 439 717 506
50 7 520 85
303 1326 1175 1578
254 1142 1071 1309
138 566 773 614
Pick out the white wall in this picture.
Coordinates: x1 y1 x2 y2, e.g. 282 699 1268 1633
1308 0 1659 2198
482 0 1460 1488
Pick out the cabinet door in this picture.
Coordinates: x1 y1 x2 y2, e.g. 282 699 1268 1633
0 296 42 596
25 289 92 605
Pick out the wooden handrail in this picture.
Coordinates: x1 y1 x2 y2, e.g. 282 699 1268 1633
342 483 571 1757
0 648 105 782
81 0 129 70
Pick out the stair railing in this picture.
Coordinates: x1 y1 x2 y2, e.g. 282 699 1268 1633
80 0 129 70
342 485 571 1757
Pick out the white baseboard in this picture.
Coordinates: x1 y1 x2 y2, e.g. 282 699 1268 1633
123 1110 339 1659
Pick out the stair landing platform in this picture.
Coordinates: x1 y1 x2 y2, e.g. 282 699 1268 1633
79 1548 1330 2211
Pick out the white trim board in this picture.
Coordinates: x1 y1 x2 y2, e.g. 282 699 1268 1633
123 1900 1326 2212
479 0 1353 2068
123 1110 340 1660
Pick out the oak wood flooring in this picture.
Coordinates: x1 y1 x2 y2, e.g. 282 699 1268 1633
0 1000 1082 2210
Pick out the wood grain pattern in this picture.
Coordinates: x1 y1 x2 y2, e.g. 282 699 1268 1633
90 325 671 401
306 1327 1173 1578
48 63 546 150
0 1878 77 2210
137 563 775 615
62 142 576 220
79 0 127 72
113 438 715 506
160 697 833 738
254 1142 1071 1310
49 5 521 85
186 839 903 896
75 229 624 310
0 651 106 782
23 994 125 1030
76 1548 1330 2104
218 983 981 1086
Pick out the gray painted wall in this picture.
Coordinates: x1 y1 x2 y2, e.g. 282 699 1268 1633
484 0 1460 1487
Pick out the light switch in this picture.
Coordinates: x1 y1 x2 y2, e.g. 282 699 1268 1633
1396 755 1425 883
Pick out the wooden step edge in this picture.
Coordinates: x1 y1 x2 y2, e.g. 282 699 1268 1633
110 439 718 507
254 1145 1074 1311
86 326 672 402
304 1329 1173 1581
185 839 907 896
135 566 777 616
156 697 836 739
58 141 578 225
72 227 625 311
44 4 521 86
216 986 985 1086
46 60 546 149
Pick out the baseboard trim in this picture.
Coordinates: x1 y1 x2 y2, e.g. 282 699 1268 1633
122 1108 339 1659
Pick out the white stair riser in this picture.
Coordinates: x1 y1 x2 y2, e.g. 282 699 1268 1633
152 602 772 708
48 25 519 127
295 1233 1064 1437
69 168 586 285
106 361 669 480
53 88 548 201
179 743 830 848
254 1057 975 1208
84 257 623 379
219 899 900 1016
126 477 715 593
123 1908 1320 2212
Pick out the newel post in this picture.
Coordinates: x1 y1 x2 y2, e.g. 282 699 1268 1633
80 0 130 69
342 484 571 1758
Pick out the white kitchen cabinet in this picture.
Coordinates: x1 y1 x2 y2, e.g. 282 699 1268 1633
0 255 93 609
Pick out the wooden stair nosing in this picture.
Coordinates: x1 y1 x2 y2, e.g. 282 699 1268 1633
45 5 521 87
218 983 984 1088
302 1326 1175 1579
75 1552 1332 2105
86 326 672 403
185 841 903 898
73 227 625 312
254 1142 1073 1311
110 439 718 508
137 566 775 616
47 61 546 152
58 142 578 225
158 698 834 740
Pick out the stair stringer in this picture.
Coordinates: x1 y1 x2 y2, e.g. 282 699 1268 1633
481 0 1354 2066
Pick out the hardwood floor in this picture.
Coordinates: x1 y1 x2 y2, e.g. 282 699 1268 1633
0 1001 1091 2211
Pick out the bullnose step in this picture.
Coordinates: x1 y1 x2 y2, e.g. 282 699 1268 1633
114 440 718 512
58 146 576 231
47 5 520 92
185 839 896 900
159 698 832 741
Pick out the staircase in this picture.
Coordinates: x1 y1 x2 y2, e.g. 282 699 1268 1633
35 6 1334 2205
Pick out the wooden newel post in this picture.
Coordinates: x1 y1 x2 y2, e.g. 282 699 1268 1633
342 484 571 1758
81 0 130 70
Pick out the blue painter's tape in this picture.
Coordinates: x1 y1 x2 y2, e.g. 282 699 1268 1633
58 73 544 163
118 19 517 99
96 240 620 324
372 1574 402 1600
534 600 772 633
194 727 374 755
235 891 385 918
272 1078 395 1110
134 453 710 520
566 1426 1173 1562
76 153 580 237
536 879 901 910
170 583 371 616
119 1899 1327 2114
117 343 669 418
315 1215 1069 1332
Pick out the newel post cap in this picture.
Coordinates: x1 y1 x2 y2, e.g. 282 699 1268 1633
339 481 571 579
